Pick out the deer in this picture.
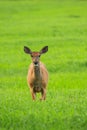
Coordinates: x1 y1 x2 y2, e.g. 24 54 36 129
24 46 48 100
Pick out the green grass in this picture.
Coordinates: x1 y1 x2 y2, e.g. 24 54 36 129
0 0 87 130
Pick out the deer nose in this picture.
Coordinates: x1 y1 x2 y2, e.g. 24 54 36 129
34 61 38 65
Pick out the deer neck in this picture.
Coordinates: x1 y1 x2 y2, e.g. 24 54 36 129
34 64 41 79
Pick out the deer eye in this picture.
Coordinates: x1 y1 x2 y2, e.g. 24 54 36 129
31 55 33 57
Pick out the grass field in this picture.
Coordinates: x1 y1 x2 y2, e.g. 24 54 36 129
0 0 87 130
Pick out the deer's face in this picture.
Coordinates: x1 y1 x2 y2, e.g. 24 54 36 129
31 52 41 66
24 46 48 67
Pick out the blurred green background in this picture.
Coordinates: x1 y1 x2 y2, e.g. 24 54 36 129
0 0 87 130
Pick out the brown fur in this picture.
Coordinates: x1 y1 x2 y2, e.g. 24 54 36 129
27 62 48 100
24 46 48 100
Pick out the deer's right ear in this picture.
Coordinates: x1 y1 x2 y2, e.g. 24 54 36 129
24 46 32 54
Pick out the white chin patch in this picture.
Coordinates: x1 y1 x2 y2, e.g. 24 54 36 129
34 64 38 67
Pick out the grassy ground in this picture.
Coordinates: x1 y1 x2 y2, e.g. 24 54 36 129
0 0 87 130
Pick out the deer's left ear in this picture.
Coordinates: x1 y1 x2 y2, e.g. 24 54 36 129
40 46 48 54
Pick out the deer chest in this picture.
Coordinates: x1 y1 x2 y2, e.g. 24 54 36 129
33 81 42 92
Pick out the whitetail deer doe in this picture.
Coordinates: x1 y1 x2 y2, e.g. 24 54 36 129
24 46 48 100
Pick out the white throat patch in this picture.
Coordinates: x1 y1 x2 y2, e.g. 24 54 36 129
34 64 39 67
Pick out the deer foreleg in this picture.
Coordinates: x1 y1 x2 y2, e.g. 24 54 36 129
30 88 36 100
40 88 46 100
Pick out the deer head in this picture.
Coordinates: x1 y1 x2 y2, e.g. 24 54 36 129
24 46 48 66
